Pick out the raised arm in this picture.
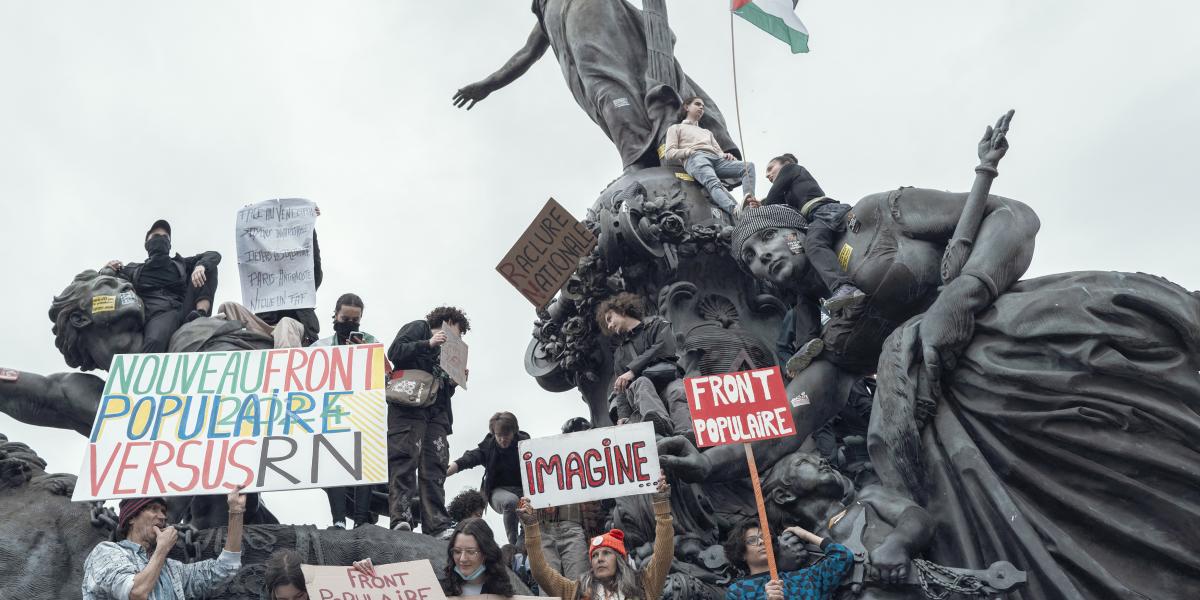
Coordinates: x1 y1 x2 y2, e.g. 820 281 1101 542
641 475 675 598
0 371 104 437
452 23 550 110
518 497 574 597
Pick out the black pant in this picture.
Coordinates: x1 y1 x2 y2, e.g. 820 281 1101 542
387 406 452 534
325 485 373 524
140 265 219 354
805 222 851 292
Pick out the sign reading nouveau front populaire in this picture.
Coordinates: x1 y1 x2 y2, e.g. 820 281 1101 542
301 560 446 600
684 366 797 448
519 422 659 509
236 198 319 313
72 344 388 501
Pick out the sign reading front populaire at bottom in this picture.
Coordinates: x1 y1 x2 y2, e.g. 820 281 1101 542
519 422 659 509
684 366 797 448
73 344 388 501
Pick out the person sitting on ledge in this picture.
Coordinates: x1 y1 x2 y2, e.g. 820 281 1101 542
663 96 756 220
597 293 689 437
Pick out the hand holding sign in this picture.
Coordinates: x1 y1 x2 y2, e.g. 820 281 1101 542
519 422 660 509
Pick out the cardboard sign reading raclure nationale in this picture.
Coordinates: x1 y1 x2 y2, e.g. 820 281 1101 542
301 560 446 600
519 422 659 509
439 324 468 390
236 198 319 313
496 198 597 308
684 366 797 448
73 344 388 501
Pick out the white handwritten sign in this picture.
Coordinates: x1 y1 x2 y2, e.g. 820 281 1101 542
519 422 659 509
236 198 318 312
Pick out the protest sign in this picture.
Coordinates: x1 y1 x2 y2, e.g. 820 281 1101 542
519 422 659 509
236 198 319 312
301 560 445 600
496 198 597 308
684 366 796 448
684 365 798 580
73 344 388 501
453 596 542 600
439 325 468 389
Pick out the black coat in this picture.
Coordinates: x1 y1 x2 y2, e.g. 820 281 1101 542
763 162 826 212
387 319 456 430
612 316 678 377
453 430 531 499
118 251 221 298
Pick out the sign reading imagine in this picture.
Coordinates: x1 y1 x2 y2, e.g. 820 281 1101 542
73 345 388 501
519 422 659 509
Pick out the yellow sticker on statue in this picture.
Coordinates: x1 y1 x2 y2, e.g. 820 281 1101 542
838 244 853 271
92 295 116 313
674 172 695 182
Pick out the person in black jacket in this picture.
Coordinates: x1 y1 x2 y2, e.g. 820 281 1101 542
104 219 221 353
385 305 470 537
595 293 688 437
448 411 530 545
762 154 866 314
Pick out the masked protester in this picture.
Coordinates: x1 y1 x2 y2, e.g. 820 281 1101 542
104 219 221 353
82 489 246 599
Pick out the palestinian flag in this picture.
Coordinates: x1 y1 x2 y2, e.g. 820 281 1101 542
732 0 810 53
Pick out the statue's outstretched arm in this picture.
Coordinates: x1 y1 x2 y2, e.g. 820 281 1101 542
0 371 103 437
453 24 550 110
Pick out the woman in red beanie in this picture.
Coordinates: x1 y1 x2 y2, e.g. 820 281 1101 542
519 474 673 600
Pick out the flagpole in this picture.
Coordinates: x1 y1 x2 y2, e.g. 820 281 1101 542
729 2 752 206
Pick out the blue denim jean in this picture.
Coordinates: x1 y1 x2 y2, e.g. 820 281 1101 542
685 151 756 215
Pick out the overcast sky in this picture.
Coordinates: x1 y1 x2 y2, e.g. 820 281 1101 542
1 1 1197 534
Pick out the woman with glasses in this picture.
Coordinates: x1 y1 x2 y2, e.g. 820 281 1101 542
440 517 518 597
723 521 853 600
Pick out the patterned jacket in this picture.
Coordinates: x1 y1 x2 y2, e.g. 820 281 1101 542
726 540 854 600
82 540 241 600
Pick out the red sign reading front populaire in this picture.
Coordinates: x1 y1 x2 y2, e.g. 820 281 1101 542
684 366 797 448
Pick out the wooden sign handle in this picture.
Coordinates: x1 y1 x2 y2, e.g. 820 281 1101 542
744 442 779 580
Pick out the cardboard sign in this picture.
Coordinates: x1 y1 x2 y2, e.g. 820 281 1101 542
73 344 388 501
519 422 659 509
236 198 319 312
684 366 797 448
496 198 597 308
439 325 468 390
301 560 446 600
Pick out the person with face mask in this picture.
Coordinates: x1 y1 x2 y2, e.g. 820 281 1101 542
104 219 221 354
311 292 379 529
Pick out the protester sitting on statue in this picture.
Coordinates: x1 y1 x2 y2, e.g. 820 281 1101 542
663 96 756 220
519 473 674 600
262 549 375 600
82 488 246 600
723 519 854 600
258 227 323 345
597 292 689 437
104 219 221 353
449 488 489 524
384 305 470 537
447 411 530 546
762 154 866 317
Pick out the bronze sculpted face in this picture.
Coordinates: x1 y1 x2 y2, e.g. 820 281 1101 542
49 269 145 371
740 226 810 288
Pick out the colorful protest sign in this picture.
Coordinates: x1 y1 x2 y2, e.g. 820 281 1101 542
519 422 659 509
73 344 388 501
439 325 468 389
684 366 796 448
301 560 446 600
496 198 597 308
236 198 319 312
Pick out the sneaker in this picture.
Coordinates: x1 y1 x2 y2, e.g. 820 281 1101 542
785 338 825 378
823 284 867 314
643 412 674 437
329 520 347 531
391 521 412 532
185 308 210 323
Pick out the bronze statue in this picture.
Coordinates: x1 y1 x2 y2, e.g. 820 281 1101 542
453 0 739 170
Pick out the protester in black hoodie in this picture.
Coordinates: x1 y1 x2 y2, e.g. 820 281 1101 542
104 219 221 353
448 411 531 545
385 306 470 537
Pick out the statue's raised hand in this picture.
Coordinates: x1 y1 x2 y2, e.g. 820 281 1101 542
657 435 710 483
978 109 1014 168
453 81 493 110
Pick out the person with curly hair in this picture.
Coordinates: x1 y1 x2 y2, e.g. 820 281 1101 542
436 517 518 597
595 293 687 437
448 488 489 523
723 519 853 600
384 306 471 537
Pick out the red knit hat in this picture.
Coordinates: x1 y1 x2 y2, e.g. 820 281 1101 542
118 497 167 531
589 529 627 558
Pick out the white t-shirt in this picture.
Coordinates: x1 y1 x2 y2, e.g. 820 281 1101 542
462 581 484 595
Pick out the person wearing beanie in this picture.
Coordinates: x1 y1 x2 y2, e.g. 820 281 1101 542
82 488 247 599
519 474 674 600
